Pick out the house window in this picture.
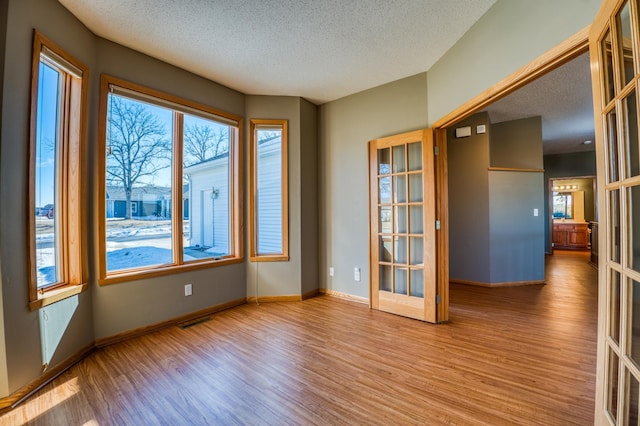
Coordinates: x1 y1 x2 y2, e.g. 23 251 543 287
249 119 289 261
28 31 89 308
553 192 574 219
99 75 242 283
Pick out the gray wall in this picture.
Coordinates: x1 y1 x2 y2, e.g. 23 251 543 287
319 73 428 299
491 117 543 169
489 171 545 283
300 99 319 296
1 0 97 395
543 151 597 252
448 114 545 284
448 112 491 283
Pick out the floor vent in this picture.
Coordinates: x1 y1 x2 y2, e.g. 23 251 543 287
178 316 212 329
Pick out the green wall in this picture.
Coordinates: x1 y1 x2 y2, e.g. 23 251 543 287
244 95 319 299
427 0 601 125
448 113 491 283
319 74 429 299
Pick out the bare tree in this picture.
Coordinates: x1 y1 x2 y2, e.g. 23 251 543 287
184 123 229 165
106 96 170 219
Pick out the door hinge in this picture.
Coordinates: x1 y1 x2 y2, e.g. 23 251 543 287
434 146 439 155
436 294 441 304
435 220 441 230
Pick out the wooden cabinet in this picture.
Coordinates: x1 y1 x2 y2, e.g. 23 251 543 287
553 222 589 250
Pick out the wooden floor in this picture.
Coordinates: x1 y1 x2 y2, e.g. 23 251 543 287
2 251 597 425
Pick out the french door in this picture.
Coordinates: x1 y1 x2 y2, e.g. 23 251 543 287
368 129 438 322
591 0 640 423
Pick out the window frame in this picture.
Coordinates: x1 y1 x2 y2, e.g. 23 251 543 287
249 119 289 262
27 30 89 309
98 74 243 284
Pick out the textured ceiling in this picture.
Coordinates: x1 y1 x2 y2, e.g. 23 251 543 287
482 52 595 155
58 0 497 104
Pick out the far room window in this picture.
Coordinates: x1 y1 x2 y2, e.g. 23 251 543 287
28 31 88 308
249 119 289 261
99 75 242 283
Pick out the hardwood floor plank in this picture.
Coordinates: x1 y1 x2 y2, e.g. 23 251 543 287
1 250 596 425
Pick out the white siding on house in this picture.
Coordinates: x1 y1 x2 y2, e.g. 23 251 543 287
256 138 283 254
184 156 230 255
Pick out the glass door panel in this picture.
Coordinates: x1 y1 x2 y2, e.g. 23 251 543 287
591 1 640 421
624 90 640 177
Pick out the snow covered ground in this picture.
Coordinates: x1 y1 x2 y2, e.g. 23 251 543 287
35 217 225 287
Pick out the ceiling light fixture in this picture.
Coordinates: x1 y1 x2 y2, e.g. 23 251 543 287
583 140 593 145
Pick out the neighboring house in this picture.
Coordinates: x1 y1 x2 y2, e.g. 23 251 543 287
106 185 172 218
254 135 283 254
183 152 231 254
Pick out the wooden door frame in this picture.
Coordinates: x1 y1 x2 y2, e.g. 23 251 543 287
430 27 591 324
547 175 597 255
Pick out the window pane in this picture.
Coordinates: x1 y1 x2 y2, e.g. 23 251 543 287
394 205 407 234
608 348 620 422
394 236 407 264
618 1 635 88
407 142 422 171
409 237 423 266
379 206 392 234
624 91 640 178
603 29 615 104
394 267 407 295
105 94 174 272
393 175 406 203
379 177 391 203
611 189 621 263
607 109 620 183
379 236 392 262
409 205 423 234
628 369 640 426
410 269 424 298
408 173 423 203
378 148 390 175
183 114 232 260
553 193 573 219
380 265 392 292
611 269 622 345
393 145 405 173
35 62 61 288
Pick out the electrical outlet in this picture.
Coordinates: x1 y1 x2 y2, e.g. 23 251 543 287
533 208 539 217
329 267 334 277
185 283 193 296
354 267 361 282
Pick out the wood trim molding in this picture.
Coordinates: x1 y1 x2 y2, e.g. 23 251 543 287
95 297 247 348
319 288 369 305
302 289 319 300
0 344 95 415
432 26 590 129
450 279 545 288
247 295 302 303
488 167 545 173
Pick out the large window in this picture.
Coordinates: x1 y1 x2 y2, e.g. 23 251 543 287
99 75 242 283
28 31 89 308
249 119 288 261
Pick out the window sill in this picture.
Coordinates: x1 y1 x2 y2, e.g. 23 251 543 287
28 283 89 311
250 254 290 262
99 256 243 285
